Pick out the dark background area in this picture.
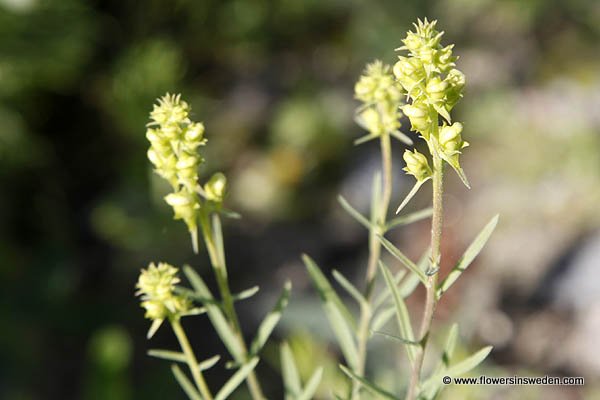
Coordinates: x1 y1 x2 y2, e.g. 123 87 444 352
1 0 599 399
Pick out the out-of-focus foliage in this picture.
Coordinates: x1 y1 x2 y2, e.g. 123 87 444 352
1 0 599 399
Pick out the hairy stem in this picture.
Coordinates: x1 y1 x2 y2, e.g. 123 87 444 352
405 137 443 400
199 212 266 400
171 318 213 400
352 133 393 399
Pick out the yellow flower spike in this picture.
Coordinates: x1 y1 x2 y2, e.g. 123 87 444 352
136 262 190 323
146 93 208 253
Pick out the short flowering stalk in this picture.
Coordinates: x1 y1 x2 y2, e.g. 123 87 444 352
136 263 212 399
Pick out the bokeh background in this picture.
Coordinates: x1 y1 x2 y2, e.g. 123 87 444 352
1 0 599 399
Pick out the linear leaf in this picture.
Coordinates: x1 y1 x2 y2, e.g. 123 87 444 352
303 255 359 369
250 281 292 355
373 260 405 310
370 306 396 332
421 346 493 394
281 342 302 400
298 367 324 400
171 364 202 400
437 215 499 298
372 331 420 346
338 195 373 231
386 208 433 232
148 349 187 363
332 269 366 306
377 235 427 285
183 266 244 362
398 247 430 298
147 319 164 339
232 286 260 301
354 132 379 145
339 365 397 400
380 263 417 363
395 179 430 215
215 358 260 400
212 214 227 272
199 355 221 372
390 129 414 145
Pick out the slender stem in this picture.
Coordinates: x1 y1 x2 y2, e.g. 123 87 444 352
198 211 266 400
171 318 213 400
352 133 393 399
405 141 444 400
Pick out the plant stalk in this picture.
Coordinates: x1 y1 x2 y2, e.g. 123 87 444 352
405 141 444 400
199 212 266 400
171 318 214 400
352 133 393 399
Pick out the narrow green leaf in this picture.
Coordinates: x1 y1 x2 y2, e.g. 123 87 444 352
212 214 227 273
377 235 427 285
373 261 405 309
303 255 359 369
281 342 302 400
148 349 187 363
338 195 373 231
250 281 292 355
395 179 429 215
332 269 367 306
398 247 430 298
372 331 420 346
339 365 397 400
390 129 414 145
215 358 260 400
437 215 499 298
198 355 221 372
232 286 260 302
370 306 396 332
442 324 459 367
183 266 244 362
298 367 324 400
354 132 379 145
380 263 417 363
386 208 433 232
421 346 492 394
171 364 202 400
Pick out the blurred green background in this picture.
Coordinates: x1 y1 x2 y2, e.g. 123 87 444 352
1 0 599 399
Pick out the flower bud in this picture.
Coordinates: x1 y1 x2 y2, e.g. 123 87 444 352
403 149 432 181
204 172 227 203
426 76 448 101
403 103 430 134
439 122 465 152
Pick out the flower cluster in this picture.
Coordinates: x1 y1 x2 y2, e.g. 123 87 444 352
147 94 206 241
354 61 404 136
136 262 190 321
393 19 469 186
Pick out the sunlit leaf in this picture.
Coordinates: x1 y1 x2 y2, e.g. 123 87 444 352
215 358 259 400
171 364 202 400
281 342 301 400
250 281 291 355
303 255 359 369
437 215 499 298
339 365 397 399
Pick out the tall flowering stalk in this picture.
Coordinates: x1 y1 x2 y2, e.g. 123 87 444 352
304 19 498 400
136 94 302 400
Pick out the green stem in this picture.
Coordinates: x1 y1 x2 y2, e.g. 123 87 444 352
171 318 213 400
198 211 266 400
405 135 443 400
352 133 393 399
